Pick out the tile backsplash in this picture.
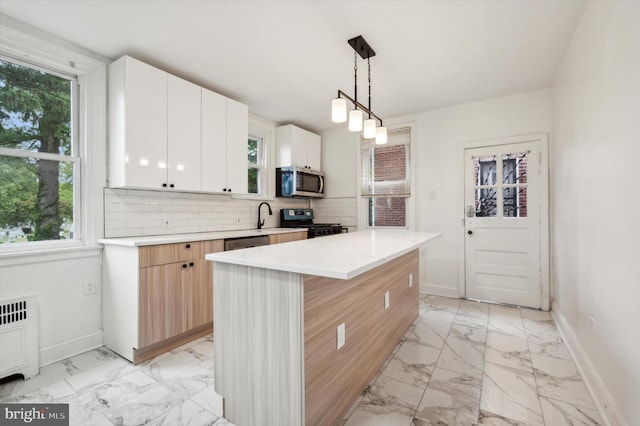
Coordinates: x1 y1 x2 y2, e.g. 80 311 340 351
104 188 308 238
311 197 358 230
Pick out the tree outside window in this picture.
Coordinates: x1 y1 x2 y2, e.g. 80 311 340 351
0 58 78 243
248 135 264 195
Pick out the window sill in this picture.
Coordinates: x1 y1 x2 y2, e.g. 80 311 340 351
0 243 102 267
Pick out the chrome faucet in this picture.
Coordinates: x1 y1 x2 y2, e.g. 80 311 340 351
257 202 273 229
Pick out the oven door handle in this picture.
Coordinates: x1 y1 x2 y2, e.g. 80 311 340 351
318 175 324 194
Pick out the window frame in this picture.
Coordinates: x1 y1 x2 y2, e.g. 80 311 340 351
0 17 108 257
247 134 265 196
233 114 275 200
0 55 82 245
359 125 414 229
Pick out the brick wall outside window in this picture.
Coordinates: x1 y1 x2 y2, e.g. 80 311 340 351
365 141 409 227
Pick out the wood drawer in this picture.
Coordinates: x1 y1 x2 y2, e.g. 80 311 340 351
139 241 203 267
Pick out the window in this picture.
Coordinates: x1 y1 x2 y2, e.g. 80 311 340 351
361 127 411 227
473 151 528 218
248 135 265 195
0 57 80 244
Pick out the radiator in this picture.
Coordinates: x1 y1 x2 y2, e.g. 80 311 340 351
0 294 39 380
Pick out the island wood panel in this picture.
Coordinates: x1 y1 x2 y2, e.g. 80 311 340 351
268 231 308 245
139 241 202 267
303 250 419 426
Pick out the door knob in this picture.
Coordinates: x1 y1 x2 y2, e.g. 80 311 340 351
467 230 473 235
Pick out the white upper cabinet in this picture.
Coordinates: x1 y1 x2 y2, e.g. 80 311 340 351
201 88 227 193
225 98 249 194
201 90 248 194
276 125 322 170
109 55 248 194
109 56 168 189
168 75 201 192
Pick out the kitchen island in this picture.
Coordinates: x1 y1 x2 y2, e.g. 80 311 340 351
206 229 440 426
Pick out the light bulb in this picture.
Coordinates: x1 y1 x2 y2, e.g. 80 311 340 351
348 109 363 132
331 98 347 123
363 119 376 139
375 126 388 144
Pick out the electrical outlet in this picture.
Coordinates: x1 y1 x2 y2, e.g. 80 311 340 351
162 217 171 228
409 273 413 288
83 280 96 296
336 323 345 350
384 291 390 309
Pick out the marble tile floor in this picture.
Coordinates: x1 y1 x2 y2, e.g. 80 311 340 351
0 295 603 426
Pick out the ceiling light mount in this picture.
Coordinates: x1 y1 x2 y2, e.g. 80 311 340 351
348 35 376 60
332 35 387 144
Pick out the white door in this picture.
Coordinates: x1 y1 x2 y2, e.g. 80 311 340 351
464 140 543 308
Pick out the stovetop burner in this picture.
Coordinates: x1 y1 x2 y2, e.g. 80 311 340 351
279 209 346 238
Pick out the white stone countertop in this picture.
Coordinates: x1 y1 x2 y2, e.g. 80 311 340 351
206 229 441 280
97 228 307 247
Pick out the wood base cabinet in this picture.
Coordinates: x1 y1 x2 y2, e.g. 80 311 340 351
103 239 223 363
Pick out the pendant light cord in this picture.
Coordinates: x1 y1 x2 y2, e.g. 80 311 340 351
353 51 358 105
368 58 372 119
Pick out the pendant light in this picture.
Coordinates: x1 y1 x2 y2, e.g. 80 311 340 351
331 98 347 123
349 109 363 131
332 35 387 144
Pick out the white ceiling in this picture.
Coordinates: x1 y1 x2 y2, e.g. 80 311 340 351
0 0 586 134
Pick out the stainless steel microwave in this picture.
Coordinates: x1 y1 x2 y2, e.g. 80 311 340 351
276 166 325 198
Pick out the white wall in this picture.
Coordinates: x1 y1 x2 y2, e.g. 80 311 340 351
551 2 640 424
0 15 109 367
0 250 103 366
313 127 359 231
413 89 552 295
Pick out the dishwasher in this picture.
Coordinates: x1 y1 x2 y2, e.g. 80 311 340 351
223 235 270 251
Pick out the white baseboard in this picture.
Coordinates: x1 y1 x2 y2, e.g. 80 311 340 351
39 331 104 367
552 310 627 426
420 283 460 298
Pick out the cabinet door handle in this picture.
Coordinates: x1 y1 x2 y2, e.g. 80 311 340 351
228 188 232 192
162 183 167 187
182 263 188 269
186 243 191 249
170 184 175 188
189 262 194 267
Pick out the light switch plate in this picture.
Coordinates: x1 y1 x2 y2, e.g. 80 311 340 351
337 323 345 350
384 291 390 309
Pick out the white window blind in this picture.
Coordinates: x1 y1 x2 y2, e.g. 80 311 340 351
361 127 411 197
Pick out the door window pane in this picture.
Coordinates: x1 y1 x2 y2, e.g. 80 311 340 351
503 187 527 218
502 152 527 184
475 155 497 186
475 188 497 217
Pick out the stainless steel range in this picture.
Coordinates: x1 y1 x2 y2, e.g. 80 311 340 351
279 208 346 238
